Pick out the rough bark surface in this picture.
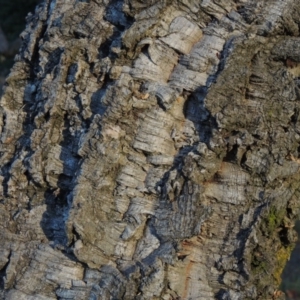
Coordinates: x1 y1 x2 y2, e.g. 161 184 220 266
1 0 300 299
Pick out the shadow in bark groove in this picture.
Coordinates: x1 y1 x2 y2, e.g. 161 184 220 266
101 0 134 62
0 1 49 202
280 221 300 299
0 250 11 291
40 114 81 246
39 0 134 250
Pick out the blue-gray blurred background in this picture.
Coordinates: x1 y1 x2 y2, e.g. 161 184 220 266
0 0 39 94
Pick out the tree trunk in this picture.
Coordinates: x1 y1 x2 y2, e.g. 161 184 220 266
0 27 9 56
1 0 300 299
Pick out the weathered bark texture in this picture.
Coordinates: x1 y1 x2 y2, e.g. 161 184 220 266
1 0 300 299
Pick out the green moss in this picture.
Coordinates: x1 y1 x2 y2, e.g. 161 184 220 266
252 255 268 275
250 244 294 297
265 206 286 235
250 206 293 296
267 110 274 119
250 249 272 293
274 245 294 286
